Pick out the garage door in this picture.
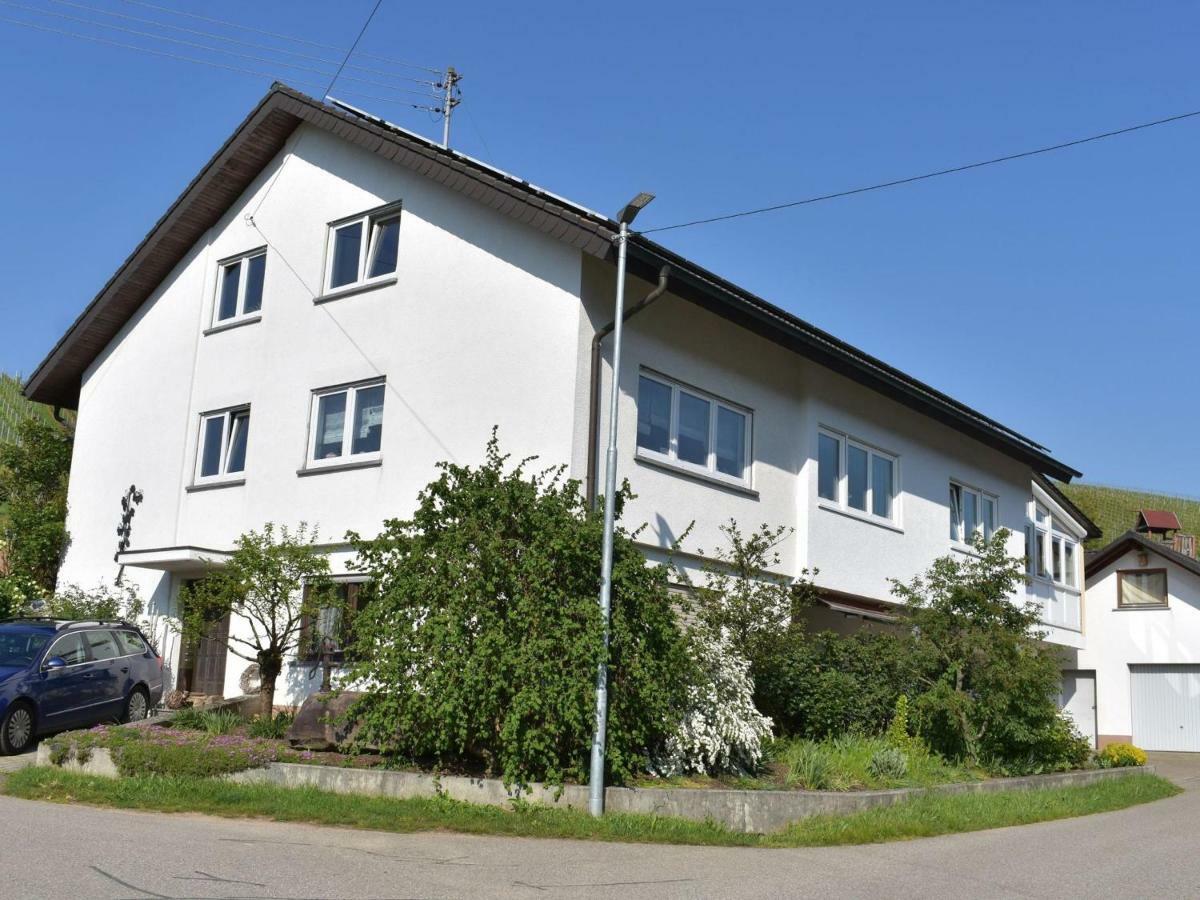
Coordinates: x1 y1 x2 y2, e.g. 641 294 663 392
1130 665 1200 751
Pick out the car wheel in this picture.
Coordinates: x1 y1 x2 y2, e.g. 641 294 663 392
0 703 35 755
123 688 149 723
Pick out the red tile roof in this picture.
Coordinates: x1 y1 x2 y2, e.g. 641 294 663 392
1137 509 1182 531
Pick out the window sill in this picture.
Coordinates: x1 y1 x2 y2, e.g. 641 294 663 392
1028 575 1081 596
817 501 903 534
184 478 246 493
296 457 383 477
950 543 983 559
633 453 758 498
1040 621 1083 634
203 314 262 336
1112 605 1169 611
314 276 398 305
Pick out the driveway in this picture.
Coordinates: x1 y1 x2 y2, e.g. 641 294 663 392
0 758 1197 899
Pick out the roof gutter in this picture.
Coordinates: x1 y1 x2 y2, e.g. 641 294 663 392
585 265 671 507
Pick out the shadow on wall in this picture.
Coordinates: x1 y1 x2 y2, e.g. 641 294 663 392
142 574 178 693
281 656 335 709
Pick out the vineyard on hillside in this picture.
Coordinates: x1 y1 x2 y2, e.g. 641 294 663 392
0 374 59 444
1057 481 1200 550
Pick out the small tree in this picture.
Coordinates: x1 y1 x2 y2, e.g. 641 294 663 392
345 435 692 788
891 531 1089 771
33 581 144 622
180 523 335 715
687 521 812 661
0 417 72 591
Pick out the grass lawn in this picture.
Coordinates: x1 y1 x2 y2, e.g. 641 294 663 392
5 767 1178 848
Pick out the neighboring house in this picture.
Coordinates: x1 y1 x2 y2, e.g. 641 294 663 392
23 84 1095 706
1066 530 1200 751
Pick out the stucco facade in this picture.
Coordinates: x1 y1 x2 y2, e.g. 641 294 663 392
42 90 1091 707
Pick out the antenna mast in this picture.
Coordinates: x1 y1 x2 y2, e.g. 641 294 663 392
438 66 461 148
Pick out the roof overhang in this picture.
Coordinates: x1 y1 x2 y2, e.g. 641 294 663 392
25 83 1082 482
23 84 615 410
1034 474 1102 540
117 545 231 575
1085 530 1200 581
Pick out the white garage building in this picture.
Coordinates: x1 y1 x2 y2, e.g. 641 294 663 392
1074 531 1200 751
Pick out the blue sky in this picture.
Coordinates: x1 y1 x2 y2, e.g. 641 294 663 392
1 2 1197 494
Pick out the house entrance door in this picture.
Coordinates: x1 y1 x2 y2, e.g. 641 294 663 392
177 580 230 695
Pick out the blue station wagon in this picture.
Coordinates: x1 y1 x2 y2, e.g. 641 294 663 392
0 619 164 754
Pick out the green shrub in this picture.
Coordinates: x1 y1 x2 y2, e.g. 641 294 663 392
248 712 294 740
344 435 692 788
1097 742 1147 768
169 707 208 730
200 709 243 736
885 695 922 753
781 741 832 790
754 628 919 740
893 532 1091 774
867 747 909 780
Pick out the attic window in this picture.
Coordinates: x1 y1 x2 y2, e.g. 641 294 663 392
1118 569 1168 608
214 249 266 324
325 202 401 293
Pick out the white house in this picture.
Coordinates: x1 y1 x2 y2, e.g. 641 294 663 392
23 84 1096 707
1063 531 1200 751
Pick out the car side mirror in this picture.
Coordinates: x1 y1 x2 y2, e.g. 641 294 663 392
42 656 67 672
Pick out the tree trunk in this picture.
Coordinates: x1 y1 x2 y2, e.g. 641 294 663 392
257 648 283 718
259 672 277 718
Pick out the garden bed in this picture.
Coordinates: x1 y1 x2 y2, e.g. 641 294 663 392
37 735 1156 834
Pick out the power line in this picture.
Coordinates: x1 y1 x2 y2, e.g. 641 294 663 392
323 0 383 97
638 108 1200 235
0 14 424 106
120 0 441 74
0 0 439 98
250 0 387 222
44 0 438 86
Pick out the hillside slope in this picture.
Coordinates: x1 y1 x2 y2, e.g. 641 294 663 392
1056 482 1200 549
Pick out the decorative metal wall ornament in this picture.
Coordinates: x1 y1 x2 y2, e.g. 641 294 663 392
114 484 144 583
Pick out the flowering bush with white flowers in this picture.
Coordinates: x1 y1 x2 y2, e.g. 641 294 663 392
653 628 773 777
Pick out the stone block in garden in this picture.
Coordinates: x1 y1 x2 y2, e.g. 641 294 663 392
287 691 365 750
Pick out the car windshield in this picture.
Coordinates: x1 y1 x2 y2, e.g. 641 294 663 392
0 630 50 668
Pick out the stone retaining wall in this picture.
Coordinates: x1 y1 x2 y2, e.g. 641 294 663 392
35 744 1154 834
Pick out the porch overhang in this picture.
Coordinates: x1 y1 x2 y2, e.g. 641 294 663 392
817 591 900 623
117 545 231 575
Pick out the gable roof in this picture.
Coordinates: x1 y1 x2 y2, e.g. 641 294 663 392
1136 509 1182 532
24 83 1081 481
1085 530 1200 581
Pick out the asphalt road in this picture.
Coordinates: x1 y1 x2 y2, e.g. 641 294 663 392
0 754 1196 899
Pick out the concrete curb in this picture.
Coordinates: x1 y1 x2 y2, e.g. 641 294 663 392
230 762 1156 833
34 744 1156 834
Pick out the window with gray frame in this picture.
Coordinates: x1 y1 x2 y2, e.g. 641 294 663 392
325 203 402 292
196 407 250 481
214 249 266 323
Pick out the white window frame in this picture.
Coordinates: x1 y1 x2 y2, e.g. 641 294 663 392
322 201 402 294
1027 501 1079 590
195 406 250 484
816 427 900 525
212 248 266 326
950 480 999 547
634 371 753 488
306 379 386 469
